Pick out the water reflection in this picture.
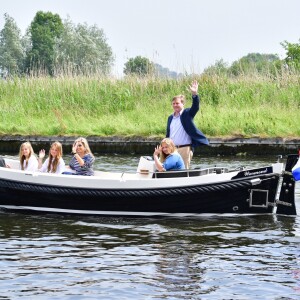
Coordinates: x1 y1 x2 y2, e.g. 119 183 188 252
0 214 300 299
0 212 298 240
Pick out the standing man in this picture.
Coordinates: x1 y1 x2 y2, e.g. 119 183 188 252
166 80 209 169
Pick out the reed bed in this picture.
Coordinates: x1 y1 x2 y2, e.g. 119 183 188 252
0 73 299 138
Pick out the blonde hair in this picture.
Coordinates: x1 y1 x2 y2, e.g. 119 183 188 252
172 94 186 104
47 141 63 173
19 142 35 170
74 137 94 157
159 138 177 163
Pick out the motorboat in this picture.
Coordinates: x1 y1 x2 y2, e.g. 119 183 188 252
0 154 298 217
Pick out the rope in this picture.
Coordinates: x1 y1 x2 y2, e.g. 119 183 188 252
0 177 253 198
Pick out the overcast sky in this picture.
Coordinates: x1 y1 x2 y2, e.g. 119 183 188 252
1 0 300 76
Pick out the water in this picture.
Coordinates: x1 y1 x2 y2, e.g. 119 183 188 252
1 154 300 299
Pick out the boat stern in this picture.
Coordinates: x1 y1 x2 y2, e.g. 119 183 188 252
276 154 298 216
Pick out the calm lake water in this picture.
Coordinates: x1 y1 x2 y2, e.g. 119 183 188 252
0 154 300 299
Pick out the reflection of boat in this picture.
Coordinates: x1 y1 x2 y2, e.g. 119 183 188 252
0 155 298 217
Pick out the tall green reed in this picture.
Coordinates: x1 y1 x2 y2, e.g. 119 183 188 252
0 71 299 137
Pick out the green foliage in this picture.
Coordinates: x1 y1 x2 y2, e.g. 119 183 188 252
154 63 183 78
124 56 154 76
229 53 281 76
0 74 299 138
54 18 114 76
0 13 25 76
281 40 300 70
203 53 283 77
202 59 229 76
26 11 64 75
0 12 114 77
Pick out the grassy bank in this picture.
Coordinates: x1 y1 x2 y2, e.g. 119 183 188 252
0 74 299 139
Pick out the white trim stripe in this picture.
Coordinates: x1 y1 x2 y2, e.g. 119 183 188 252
0 205 197 217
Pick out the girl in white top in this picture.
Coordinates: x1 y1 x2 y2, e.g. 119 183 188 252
38 141 65 174
19 142 38 171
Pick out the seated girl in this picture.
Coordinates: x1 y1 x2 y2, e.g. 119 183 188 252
19 142 38 171
153 138 185 171
38 141 65 174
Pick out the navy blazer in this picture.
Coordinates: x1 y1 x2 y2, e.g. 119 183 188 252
166 94 209 149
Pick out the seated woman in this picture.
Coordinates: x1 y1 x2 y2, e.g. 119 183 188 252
65 137 95 176
19 142 38 171
38 141 65 174
153 138 185 171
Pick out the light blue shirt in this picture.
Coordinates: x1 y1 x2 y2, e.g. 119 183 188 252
170 112 192 146
162 152 185 171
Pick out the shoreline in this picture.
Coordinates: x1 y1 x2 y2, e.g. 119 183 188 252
0 135 299 156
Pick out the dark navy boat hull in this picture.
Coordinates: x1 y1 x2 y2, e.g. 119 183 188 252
0 155 297 217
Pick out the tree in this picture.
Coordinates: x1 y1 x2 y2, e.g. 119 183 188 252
281 40 300 70
229 53 280 76
25 11 63 75
202 53 283 77
124 56 154 76
154 63 183 78
0 13 25 76
54 17 114 75
202 59 229 76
